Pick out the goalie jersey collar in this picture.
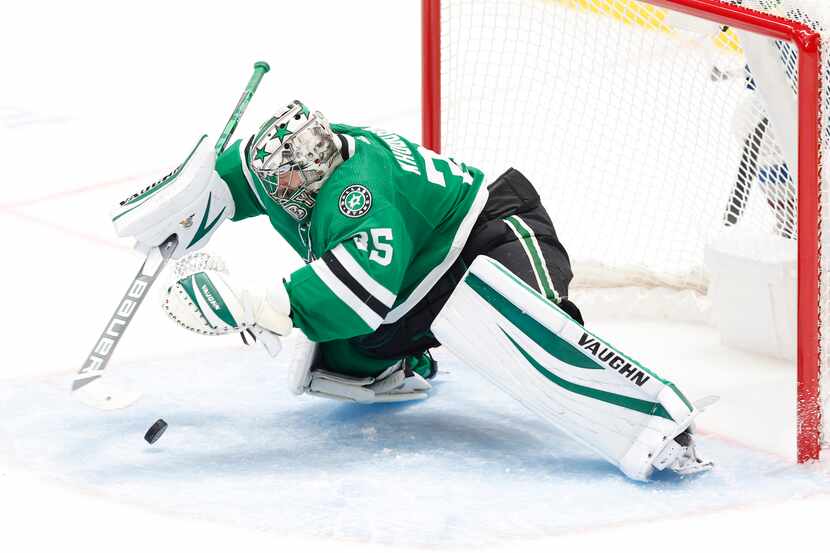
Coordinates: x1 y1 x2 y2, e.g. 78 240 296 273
337 133 356 163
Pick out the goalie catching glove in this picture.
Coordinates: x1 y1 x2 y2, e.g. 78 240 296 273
163 252 292 356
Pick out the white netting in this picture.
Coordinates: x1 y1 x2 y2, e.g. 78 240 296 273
172 252 228 280
437 0 829 449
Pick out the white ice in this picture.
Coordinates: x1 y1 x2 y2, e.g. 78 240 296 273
2 1 829 552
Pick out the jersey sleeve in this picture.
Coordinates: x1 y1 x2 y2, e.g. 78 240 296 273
214 138 266 222
284 206 413 342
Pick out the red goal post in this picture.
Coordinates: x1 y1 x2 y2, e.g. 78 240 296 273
422 0 824 462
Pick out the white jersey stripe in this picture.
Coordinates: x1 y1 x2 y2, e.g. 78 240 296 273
310 259 384 329
331 244 397 307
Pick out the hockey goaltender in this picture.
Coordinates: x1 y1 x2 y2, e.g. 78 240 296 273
112 100 713 481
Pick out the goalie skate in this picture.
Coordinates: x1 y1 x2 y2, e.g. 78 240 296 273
651 429 714 477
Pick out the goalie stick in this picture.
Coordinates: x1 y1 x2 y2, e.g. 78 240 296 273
72 61 271 409
72 236 178 408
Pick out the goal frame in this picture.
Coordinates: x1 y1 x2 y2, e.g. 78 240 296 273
421 0 824 462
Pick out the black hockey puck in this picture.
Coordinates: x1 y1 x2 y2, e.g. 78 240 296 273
144 419 168 444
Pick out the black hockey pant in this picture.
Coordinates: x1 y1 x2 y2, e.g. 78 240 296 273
347 167 583 362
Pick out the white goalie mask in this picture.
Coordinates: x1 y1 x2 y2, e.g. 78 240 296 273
249 101 343 213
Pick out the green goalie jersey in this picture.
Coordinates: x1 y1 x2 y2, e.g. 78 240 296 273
216 124 487 346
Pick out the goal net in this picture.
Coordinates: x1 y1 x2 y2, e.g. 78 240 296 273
422 0 828 461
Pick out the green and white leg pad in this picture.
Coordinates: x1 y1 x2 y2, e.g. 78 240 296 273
432 256 713 481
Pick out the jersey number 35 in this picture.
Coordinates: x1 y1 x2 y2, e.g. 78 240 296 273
353 228 394 266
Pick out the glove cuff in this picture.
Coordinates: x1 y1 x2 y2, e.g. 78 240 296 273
253 283 293 336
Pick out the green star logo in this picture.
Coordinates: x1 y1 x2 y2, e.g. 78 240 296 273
345 191 365 210
275 126 293 142
298 103 310 117
338 185 372 218
254 146 269 162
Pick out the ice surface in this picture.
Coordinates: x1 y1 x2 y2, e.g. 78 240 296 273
1 342 829 547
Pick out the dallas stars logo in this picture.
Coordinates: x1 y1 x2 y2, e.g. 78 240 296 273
339 185 372 218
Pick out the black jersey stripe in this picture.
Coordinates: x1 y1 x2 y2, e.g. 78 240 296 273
322 251 389 319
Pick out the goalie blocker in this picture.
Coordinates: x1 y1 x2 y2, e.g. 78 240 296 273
431 256 713 481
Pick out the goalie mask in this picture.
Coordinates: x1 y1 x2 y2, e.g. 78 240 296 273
249 101 343 219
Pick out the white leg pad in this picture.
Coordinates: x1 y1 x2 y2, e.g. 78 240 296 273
286 332 430 404
431 256 700 481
